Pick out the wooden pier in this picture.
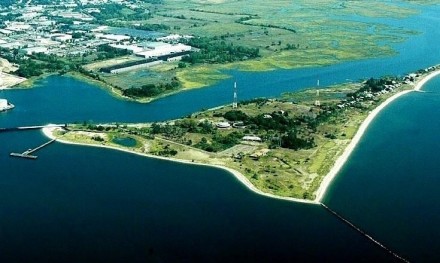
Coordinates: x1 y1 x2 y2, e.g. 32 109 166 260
10 139 57 160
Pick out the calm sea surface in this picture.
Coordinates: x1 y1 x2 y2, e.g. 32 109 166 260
1 3 440 262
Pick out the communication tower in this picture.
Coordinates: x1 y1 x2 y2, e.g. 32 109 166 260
232 81 238 109
314 79 321 107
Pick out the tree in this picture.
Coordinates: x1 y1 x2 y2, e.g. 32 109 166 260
224 110 249 121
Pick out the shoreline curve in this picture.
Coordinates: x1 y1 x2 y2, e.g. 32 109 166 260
42 127 320 205
42 68 440 205
314 68 440 202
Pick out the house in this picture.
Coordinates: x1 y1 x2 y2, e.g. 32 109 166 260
20 46 49 55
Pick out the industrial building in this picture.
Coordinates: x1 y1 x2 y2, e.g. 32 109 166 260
135 42 192 59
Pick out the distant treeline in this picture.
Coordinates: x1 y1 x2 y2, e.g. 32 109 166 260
122 80 179 98
181 37 259 64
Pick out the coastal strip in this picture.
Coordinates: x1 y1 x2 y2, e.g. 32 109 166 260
41 127 320 205
315 69 440 202
41 68 440 205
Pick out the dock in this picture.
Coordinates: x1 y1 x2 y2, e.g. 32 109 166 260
10 139 57 160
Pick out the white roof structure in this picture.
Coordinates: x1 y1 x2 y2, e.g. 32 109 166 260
216 122 231 129
0 29 13 35
243 136 262 142
109 44 144 53
21 46 48 55
135 43 191 58
51 34 73 42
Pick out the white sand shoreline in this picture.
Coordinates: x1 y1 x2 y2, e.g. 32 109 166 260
42 127 320 205
315 69 440 202
42 68 440 205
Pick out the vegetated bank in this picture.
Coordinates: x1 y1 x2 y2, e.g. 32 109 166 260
48 65 440 201
0 0 428 102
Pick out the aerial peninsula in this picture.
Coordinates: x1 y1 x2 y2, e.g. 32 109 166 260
44 65 440 203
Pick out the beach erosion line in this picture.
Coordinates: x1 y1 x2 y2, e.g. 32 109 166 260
42 68 440 205
315 69 440 203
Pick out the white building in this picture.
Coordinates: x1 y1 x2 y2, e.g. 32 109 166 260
20 46 49 55
243 136 262 142
109 44 144 53
216 122 231 129
5 22 32 32
135 43 192 59
0 42 25 50
51 34 73 42
0 29 13 35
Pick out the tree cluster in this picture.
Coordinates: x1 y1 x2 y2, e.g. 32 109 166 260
122 80 179 98
195 131 243 152
361 77 395 92
97 44 131 60
222 110 315 150
181 37 259 64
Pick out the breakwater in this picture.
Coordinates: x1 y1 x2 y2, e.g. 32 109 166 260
0 124 66 133
321 203 410 263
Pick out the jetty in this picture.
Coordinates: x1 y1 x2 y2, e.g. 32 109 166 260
320 203 410 263
10 139 57 160
0 124 66 133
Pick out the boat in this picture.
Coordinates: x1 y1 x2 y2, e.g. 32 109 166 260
0 98 14 112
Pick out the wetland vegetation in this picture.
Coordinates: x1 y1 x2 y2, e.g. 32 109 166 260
3 0 432 101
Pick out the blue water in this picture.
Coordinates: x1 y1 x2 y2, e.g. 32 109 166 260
324 77 440 262
0 137 398 262
1 3 440 263
112 136 137 147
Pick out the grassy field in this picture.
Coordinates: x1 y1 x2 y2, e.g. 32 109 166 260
86 0 425 96
83 56 143 71
157 0 419 88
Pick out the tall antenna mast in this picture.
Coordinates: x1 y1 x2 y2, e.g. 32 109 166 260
232 81 238 109
315 77 320 107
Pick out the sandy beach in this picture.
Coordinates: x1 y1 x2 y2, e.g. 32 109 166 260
315 68 440 202
42 127 320 205
42 68 440 205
